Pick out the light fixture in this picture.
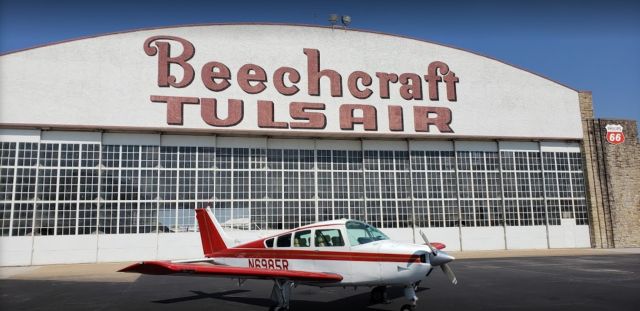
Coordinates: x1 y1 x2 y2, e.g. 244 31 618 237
341 15 351 27
328 13 338 27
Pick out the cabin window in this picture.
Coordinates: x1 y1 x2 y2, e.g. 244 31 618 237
276 234 292 247
294 230 311 247
265 238 274 248
346 221 389 246
314 229 345 247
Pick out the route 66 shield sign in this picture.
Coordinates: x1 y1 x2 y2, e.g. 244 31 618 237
605 124 625 145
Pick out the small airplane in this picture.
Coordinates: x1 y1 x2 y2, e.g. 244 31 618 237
120 207 457 311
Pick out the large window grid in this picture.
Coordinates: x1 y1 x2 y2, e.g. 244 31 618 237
410 151 458 228
0 139 591 236
500 151 546 226
543 152 588 225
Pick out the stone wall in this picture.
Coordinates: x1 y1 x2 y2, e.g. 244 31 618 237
581 90 640 248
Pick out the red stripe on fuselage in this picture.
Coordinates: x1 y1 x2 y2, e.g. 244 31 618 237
210 248 421 263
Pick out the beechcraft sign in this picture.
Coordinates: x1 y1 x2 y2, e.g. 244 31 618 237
605 124 625 145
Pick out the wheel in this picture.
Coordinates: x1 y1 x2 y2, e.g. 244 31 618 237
400 304 415 311
370 286 389 304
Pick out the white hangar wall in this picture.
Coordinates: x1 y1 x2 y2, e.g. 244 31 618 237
0 24 590 266
1 24 581 139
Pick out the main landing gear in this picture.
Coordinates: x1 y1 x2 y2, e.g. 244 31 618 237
269 279 292 311
370 286 391 304
371 284 419 311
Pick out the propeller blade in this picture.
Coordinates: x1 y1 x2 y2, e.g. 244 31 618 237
419 230 430 244
441 263 458 285
419 230 437 254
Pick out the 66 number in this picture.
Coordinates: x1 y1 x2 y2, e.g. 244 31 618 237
608 132 623 142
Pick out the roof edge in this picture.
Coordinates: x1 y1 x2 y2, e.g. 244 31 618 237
0 22 578 92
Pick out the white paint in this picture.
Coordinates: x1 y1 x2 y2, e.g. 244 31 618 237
102 133 160 145
0 129 40 142
0 236 33 266
40 131 101 143
0 25 582 140
549 222 591 248
409 140 454 151
498 141 539 151
414 227 461 251
505 226 548 249
455 141 499 152
31 235 98 265
315 139 361 150
160 134 216 147
540 141 581 152
460 227 505 250
97 234 157 262
156 232 203 260
0 223 593 266
267 138 315 149
362 140 408 150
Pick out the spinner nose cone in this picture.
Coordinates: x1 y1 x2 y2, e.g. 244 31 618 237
430 251 455 266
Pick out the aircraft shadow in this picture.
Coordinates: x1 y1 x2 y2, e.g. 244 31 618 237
154 286 430 310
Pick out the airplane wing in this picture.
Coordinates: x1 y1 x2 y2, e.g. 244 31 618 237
119 261 343 283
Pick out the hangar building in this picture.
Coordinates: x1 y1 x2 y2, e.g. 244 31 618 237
0 24 636 266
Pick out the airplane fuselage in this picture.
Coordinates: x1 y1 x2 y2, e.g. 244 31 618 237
210 239 433 286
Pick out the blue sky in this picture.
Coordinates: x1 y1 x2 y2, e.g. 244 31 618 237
1 0 639 122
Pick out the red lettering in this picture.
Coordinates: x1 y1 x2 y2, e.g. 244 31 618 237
443 71 459 101
248 259 255 268
257 101 288 128
201 61 231 92
200 98 243 127
414 106 453 133
347 71 373 99
268 259 275 270
339 104 377 131
150 95 199 125
399 73 423 100
424 61 449 101
143 36 195 88
275 260 282 270
274 67 300 96
290 102 326 129
261 259 267 268
282 259 289 270
388 106 404 131
304 48 342 97
376 72 398 99
237 64 267 94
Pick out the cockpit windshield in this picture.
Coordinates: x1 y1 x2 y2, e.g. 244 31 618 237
346 221 390 246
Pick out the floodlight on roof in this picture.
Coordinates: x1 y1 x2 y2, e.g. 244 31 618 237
341 15 351 27
329 13 339 25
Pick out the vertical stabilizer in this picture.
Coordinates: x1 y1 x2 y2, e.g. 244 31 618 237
195 207 229 256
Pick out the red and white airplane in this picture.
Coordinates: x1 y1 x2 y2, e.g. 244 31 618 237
120 207 457 311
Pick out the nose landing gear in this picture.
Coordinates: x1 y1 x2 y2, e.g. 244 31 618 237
400 284 418 311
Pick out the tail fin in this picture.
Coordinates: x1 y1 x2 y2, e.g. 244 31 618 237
195 207 229 257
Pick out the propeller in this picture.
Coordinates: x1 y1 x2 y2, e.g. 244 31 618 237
420 231 437 255
441 263 458 285
419 230 458 285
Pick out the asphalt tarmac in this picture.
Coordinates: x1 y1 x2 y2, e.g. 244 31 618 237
1 254 639 311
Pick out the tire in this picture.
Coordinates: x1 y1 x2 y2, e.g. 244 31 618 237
400 304 415 311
